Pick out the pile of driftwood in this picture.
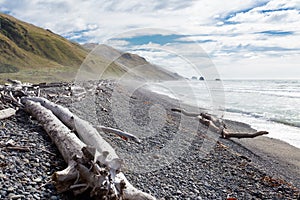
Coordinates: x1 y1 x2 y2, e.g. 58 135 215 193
0 79 268 199
0 79 155 200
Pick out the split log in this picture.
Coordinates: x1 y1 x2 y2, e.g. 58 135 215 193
0 108 16 120
172 108 268 139
22 97 156 200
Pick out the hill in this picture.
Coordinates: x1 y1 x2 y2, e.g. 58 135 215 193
0 13 181 83
80 44 182 81
0 13 88 82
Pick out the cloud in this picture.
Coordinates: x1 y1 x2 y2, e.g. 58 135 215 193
0 0 299 79
227 0 300 23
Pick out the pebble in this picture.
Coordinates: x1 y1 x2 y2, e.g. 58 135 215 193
10 194 25 199
33 177 42 182
175 190 182 195
7 187 14 192
0 173 7 179
33 193 40 200
50 195 58 200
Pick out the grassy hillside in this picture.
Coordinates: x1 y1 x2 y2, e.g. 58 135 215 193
0 13 88 83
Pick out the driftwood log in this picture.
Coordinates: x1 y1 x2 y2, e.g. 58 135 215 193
171 108 268 139
22 97 155 200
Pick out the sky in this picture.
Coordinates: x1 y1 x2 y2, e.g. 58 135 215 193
0 0 299 79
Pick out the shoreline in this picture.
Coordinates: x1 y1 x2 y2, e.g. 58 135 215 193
146 80 300 150
139 83 300 188
224 112 300 150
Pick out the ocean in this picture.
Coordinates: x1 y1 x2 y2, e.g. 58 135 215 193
145 80 300 149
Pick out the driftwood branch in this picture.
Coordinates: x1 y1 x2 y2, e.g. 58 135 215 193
221 131 268 139
96 125 141 143
172 108 268 139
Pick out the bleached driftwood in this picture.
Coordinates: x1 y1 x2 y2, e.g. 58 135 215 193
22 97 156 200
171 108 268 139
96 125 141 143
0 108 16 120
22 97 119 161
22 100 88 193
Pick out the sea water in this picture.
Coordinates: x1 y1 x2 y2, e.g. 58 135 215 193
145 80 300 149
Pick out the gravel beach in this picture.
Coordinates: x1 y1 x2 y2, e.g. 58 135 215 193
0 79 299 199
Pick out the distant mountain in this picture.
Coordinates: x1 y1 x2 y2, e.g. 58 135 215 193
0 13 181 83
81 44 182 81
81 43 98 51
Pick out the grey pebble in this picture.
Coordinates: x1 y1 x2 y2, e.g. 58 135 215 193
33 193 40 200
7 187 14 192
10 194 25 199
50 195 58 200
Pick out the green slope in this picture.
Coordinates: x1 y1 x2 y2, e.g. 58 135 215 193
0 13 88 83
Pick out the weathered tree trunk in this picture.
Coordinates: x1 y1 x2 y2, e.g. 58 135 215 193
22 98 156 200
172 108 268 139
22 100 87 192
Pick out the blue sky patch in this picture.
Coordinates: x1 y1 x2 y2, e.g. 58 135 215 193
114 34 191 46
216 1 269 25
0 9 12 15
113 34 217 47
62 27 97 43
260 8 298 14
257 30 294 36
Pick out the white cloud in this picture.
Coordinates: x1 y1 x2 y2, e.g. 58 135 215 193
228 0 300 23
0 0 299 79
215 53 300 79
